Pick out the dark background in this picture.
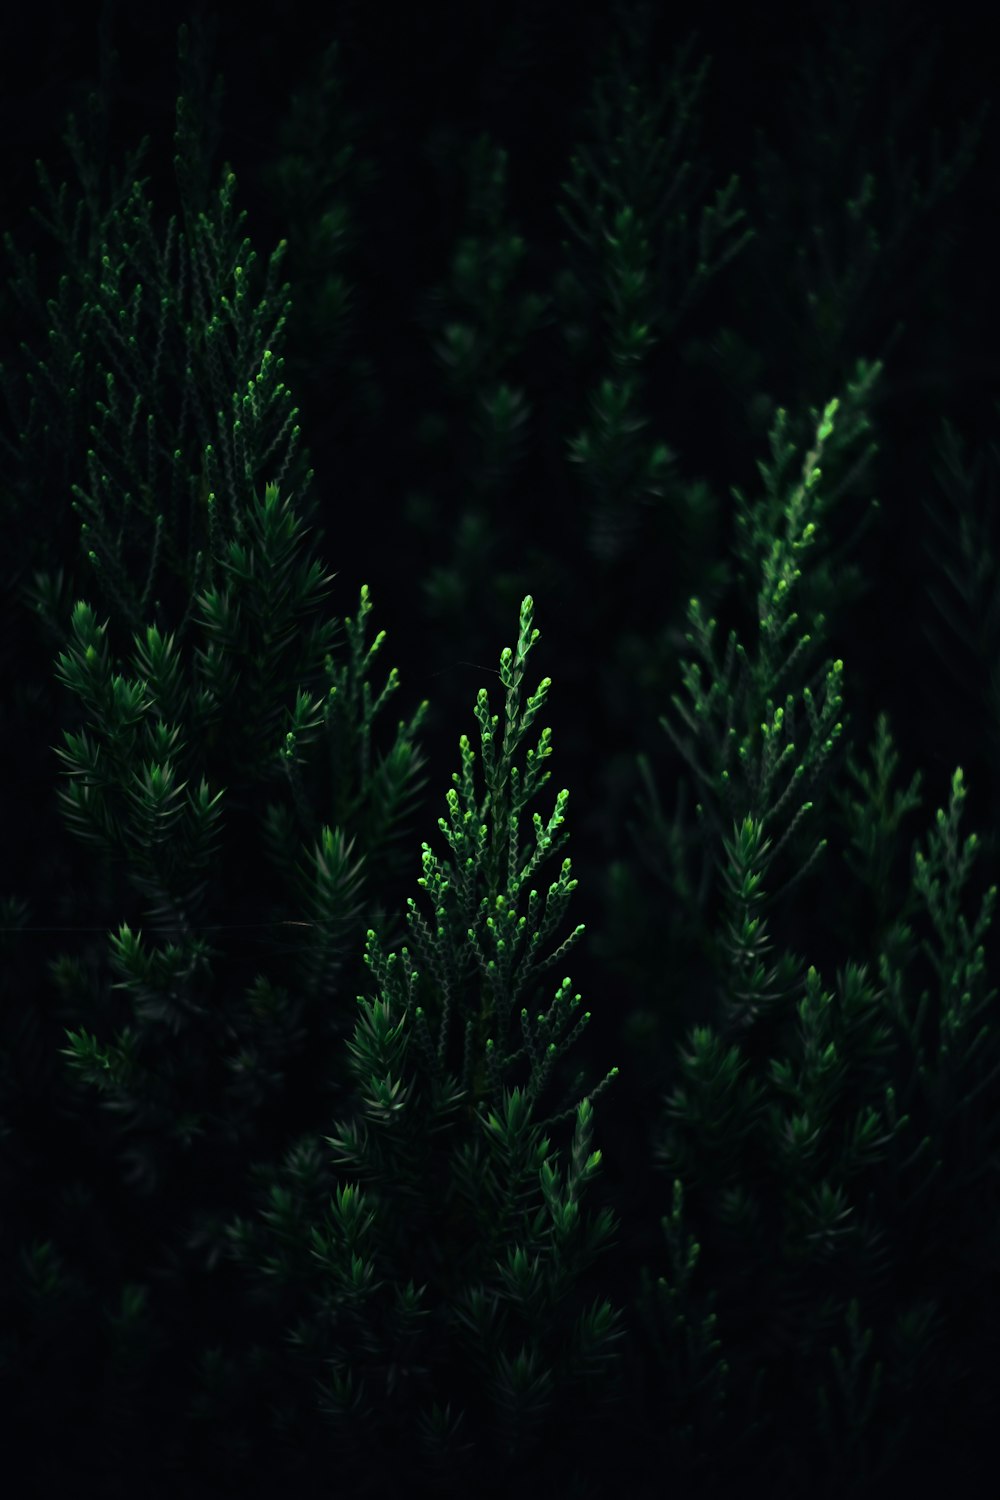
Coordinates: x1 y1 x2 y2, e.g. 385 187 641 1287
1 0 999 1493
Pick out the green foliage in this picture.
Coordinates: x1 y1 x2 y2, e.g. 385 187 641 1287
651 375 882 1033
729 359 882 628
622 309 998 1490
0 6 996 1496
919 409 1000 779
256 37 383 435
832 711 924 948
896 768 998 1107
225 597 623 1494
0 13 431 1325
49 545 428 1193
2 24 313 650
701 0 989 410
410 128 553 641
633 1176 750 1490
420 132 550 408
556 13 753 561
639 756 998 1495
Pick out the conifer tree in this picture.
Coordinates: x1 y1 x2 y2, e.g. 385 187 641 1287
224 595 624 1497
623 387 998 1494
0 22 430 1489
